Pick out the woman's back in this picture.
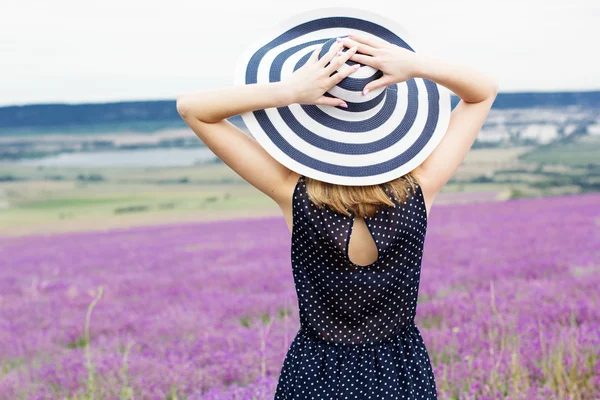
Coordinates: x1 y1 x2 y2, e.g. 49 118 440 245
274 174 437 399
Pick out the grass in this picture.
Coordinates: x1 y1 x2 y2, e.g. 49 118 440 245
0 171 279 236
519 135 600 167
1 144 599 236
16 196 144 210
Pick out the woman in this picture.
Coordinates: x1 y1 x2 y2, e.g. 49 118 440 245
177 32 497 399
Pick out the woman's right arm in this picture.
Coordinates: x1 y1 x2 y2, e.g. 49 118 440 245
340 34 498 213
409 53 499 204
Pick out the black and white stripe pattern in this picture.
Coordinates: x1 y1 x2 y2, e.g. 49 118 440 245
234 7 451 185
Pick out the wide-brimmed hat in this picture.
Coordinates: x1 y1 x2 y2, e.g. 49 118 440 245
233 7 451 186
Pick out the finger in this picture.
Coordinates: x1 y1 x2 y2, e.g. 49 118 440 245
317 40 343 68
338 37 376 56
324 45 358 75
328 62 362 86
362 76 394 95
308 44 323 64
348 53 376 67
347 32 389 48
315 96 348 108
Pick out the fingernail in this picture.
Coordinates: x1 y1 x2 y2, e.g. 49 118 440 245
340 103 348 108
354 64 361 69
337 50 343 56
363 88 370 95
336 37 342 42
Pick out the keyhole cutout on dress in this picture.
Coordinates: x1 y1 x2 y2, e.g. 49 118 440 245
346 216 379 267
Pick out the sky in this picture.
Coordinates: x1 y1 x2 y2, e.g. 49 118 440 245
1 0 599 106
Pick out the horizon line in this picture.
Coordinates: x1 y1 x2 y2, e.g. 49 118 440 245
1 88 600 109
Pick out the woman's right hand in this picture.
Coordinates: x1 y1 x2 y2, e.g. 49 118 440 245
338 33 424 95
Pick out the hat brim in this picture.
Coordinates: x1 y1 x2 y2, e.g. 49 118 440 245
234 7 451 186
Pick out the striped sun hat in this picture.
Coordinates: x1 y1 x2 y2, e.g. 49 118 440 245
233 7 451 186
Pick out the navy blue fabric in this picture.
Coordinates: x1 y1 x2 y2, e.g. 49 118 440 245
296 82 408 135
248 82 438 176
245 16 441 177
274 175 438 399
321 89 387 113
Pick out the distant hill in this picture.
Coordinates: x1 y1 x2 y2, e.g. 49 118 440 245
487 91 600 109
0 100 239 134
0 91 598 134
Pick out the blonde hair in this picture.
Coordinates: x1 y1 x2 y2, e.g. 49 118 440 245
303 171 419 218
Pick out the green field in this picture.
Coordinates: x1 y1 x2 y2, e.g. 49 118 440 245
0 164 280 236
1 140 599 237
519 134 600 167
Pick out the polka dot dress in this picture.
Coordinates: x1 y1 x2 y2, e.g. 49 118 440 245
274 175 437 399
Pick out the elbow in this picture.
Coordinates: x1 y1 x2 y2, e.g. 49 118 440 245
176 96 190 119
488 76 500 97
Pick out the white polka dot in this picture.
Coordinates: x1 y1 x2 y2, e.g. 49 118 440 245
275 175 437 399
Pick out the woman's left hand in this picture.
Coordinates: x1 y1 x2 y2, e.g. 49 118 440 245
283 41 360 108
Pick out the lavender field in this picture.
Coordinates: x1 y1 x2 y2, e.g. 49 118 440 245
1 192 599 399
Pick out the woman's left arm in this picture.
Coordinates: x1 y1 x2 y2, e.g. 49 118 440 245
176 41 359 206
